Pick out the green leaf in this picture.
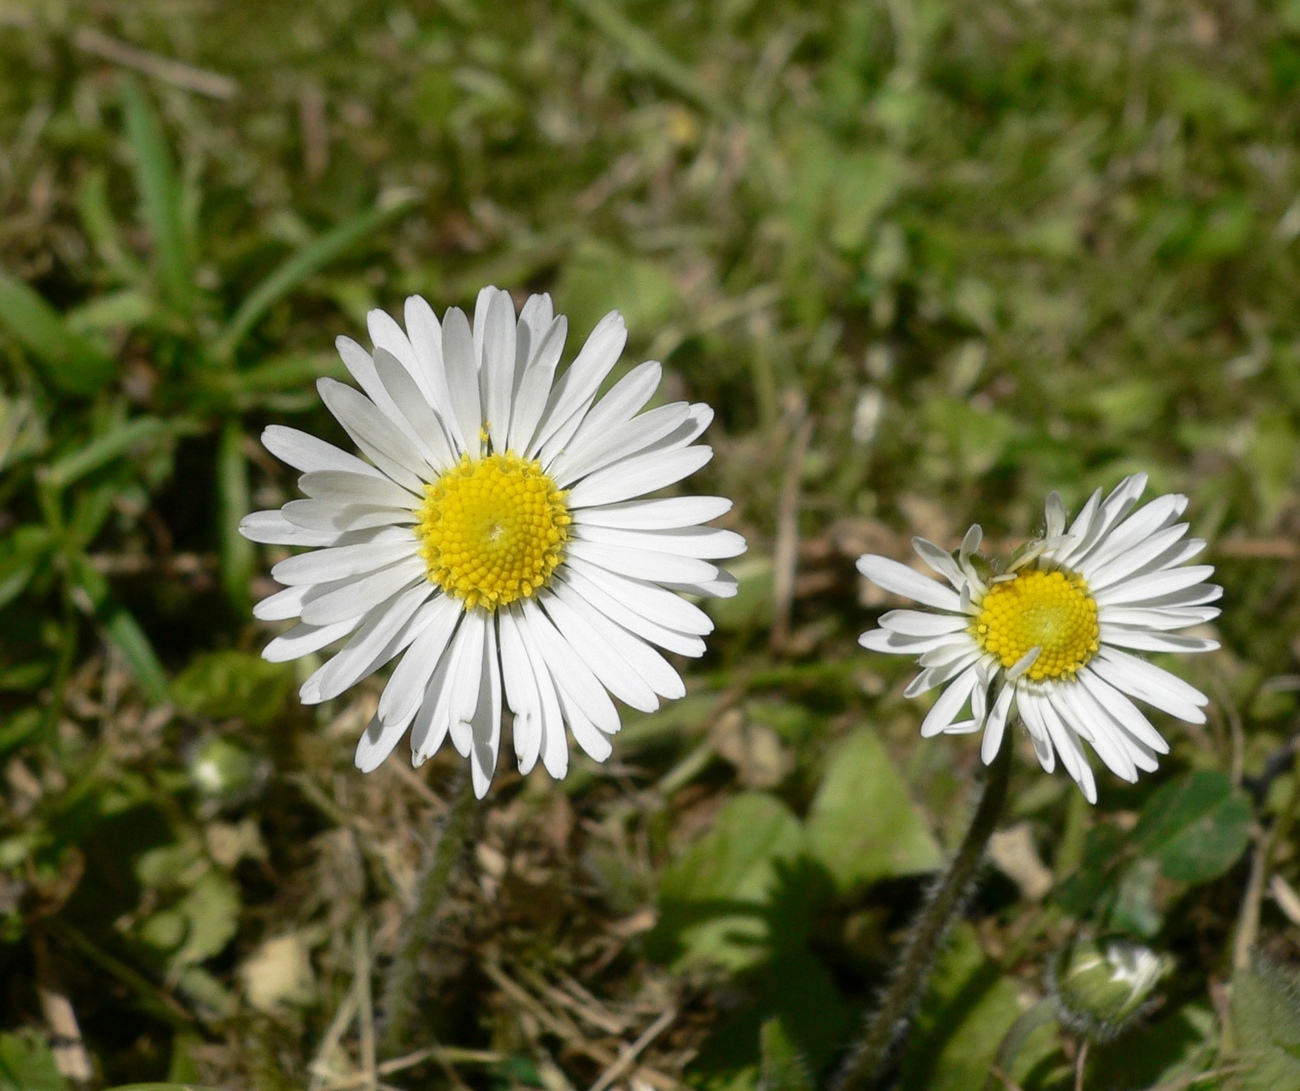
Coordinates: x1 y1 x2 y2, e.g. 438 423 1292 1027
72 560 169 705
0 271 116 396
649 792 807 971
42 416 172 491
1231 962 1300 1091
1133 770 1253 884
1086 1003 1216 1091
216 419 253 611
898 925 1025 1091
171 871 242 969
0 525 51 611
554 239 682 342
759 1018 814 1091
214 195 418 360
0 1029 69 1091
121 80 195 317
172 650 294 728
805 728 942 893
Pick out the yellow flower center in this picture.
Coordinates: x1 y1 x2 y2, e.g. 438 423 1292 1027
972 569 1100 682
416 452 570 611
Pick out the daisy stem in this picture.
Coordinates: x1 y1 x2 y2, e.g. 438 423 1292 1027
834 739 1014 1091
380 769 478 1053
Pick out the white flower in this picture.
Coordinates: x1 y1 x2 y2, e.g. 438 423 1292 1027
856 474 1220 802
241 288 743 797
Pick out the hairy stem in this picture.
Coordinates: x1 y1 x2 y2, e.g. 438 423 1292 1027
381 770 478 1052
835 738 1014 1091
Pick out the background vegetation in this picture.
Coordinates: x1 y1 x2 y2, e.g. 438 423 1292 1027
1 0 1299 1087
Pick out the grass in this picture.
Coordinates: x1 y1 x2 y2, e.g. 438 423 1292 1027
2 0 1300 1088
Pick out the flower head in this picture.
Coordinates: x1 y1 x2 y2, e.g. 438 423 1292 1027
857 475 1220 802
241 288 743 797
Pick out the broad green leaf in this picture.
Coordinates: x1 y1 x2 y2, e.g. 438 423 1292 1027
121 80 195 317
1133 771 1253 883
805 728 941 892
76 167 145 283
0 271 116 395
171 871 242 968
172 650 293 728
898 925 1024 1091
650 792 807 971
0 1030 68 1091
214 194 418 360
1231 962 1300 1091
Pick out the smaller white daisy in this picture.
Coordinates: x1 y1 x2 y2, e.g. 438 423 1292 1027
856 474 1221 802
241 288 743 797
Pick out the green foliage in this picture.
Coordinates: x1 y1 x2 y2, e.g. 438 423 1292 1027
758 1019 814 1091
1231 962 1300 1091
1132 771 1253 884
172 651 294 728
0 1030 68 1091
804 728 941 892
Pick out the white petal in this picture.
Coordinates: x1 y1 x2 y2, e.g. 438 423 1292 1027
445 610 487 758
404 295 463 451
859 628 970 656
334 335 428 452
282 499 415 533
573 524 746 560
1044 492 1066 537
317 378 433 492
510 316 568 455
551 360 663 474
1054 684 1137 783
240 510 343 547
263 617 359 662
1091 647 1208 723
566 445 713 509
574 495 732 530
980 685 1016 764
1099 626 1218 653
880 610 970 637
1092 565 1217 608
1076 494 1185 573
440 307 484 457
355 712 414 774
560 562 709 657
300 584 431 703
497 607 543 774
856 554 963 612
565 538 718 586
551 579 684 700
373 348 457 470
1083 522 1189 590
378 595 462 726
299 556 427 626
1098 605 1220 630
521 599 621 736
1038 693 1097 803
920 666 980 737
912 538 967 590
262 425 382 478
542 592 659 712
270 535 415 585
253 584 309 621
298 470 419 509
1076 668 1170 754
469 621 502 798
530 310 627 458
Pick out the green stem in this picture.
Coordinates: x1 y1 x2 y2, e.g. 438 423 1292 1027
835 738 1015 1091
380 771 478 1052
982 998 1059 1091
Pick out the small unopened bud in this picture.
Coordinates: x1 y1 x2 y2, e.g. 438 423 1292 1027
188 735 269 808
1052 937 1171 1040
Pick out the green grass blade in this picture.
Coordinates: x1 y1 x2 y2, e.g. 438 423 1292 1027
0 271 116 396
121 79 195 318
217 418 253 612
42 417 171 491
73 560 170 704
213 193 418 361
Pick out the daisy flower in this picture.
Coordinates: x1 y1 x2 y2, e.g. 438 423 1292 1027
241 288 743 797
856 474 1220 802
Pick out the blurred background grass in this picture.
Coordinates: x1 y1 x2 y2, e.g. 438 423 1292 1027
2 0 1300 1088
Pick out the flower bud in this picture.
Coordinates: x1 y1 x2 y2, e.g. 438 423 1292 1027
1052 936 1171 1039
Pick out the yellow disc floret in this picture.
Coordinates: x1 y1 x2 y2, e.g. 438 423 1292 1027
416 452 570 611
973 569 1100 682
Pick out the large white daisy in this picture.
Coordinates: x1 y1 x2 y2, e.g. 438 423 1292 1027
856 474 1220 802
241 288 743 797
